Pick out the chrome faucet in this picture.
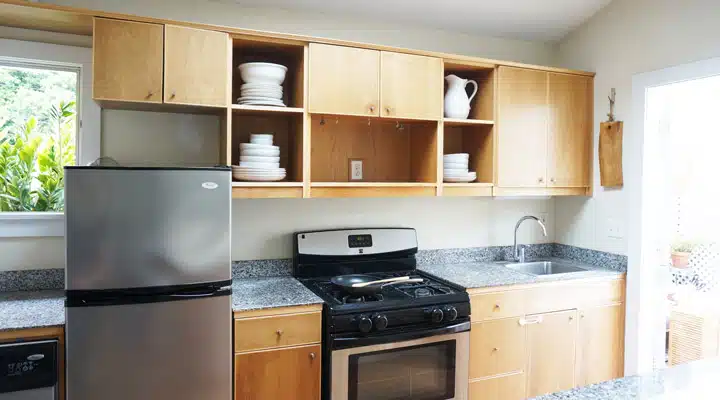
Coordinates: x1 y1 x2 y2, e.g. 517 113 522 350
513 216 548 262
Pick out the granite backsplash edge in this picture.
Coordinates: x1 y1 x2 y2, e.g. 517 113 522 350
0 244 627 291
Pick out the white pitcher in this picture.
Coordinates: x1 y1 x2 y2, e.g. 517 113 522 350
444 74 478 119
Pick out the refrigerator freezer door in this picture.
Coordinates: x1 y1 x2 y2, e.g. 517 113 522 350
65 167 231 290
66 294 232 400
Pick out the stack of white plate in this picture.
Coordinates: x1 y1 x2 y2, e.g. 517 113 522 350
233 134 286 181
443 153 477 183
237 62 287 107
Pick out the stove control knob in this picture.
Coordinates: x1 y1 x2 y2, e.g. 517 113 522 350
428 308 444 323
358 315 373 333
444 306 458 322
373 314 389 331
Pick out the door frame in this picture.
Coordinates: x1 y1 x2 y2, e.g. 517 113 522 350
627 55 720 374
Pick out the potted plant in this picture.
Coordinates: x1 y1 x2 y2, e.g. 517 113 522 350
670 240 695 268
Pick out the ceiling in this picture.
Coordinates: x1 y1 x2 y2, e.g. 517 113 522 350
224 0 612 41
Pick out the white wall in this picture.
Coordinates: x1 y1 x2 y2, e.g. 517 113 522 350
1 0 558 270
553 0 720 256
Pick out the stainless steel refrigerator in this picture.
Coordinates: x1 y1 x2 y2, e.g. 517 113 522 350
64 166 232 400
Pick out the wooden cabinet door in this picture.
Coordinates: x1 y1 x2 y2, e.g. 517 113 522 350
164 25 229 107
380 51 442 120
308 43 380 116
469 373 526 400
525 310 578 398
470 317 526 379
548 73 592 187
496 67 549 188
92 18 163 103
576 304 625 387
234 344 320 400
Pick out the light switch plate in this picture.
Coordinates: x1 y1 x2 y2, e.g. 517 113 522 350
349 159 363 181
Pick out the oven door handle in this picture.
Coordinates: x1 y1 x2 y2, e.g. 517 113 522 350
331 321 471 350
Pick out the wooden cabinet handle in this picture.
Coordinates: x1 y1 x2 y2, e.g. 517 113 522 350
492 347 499 352
276 329 283 336
170 91 176 99
550 178 556 184
385 107 391 115
369 105 375 112
569 316 574 321
538 177 544 183
494 303 501 309
145 91 153 99
310 352 316 360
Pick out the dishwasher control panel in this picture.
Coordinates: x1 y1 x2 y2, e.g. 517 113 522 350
0 340 57 395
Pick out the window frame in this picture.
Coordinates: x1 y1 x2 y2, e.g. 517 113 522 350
0 38 100 238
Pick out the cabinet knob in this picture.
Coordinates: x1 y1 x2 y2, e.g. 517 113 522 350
581 313 585 319
569 316 574 321
492 347 499 352
145 91 153 99
550 178 556 183
276 329 283 336
385 107 391 115
369 105 375 112
538 177 544 183
170 91 176 99
494 303 501 310
310 352 316 360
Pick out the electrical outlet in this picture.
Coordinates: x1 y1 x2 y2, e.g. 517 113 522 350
349 159 363 181
607 218 623 239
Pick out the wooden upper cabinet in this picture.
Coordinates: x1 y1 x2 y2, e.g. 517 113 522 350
234 344 321 400
525 310 578 398
92 18 163 103
496 67 549 188
576 304 625 387
380 51 442 120
308 43 380 116
548 73 592 187
164 25 229 107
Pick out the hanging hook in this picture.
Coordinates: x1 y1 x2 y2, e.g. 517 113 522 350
395 121 405 131
335 117 339 124
368 119 371 127
319 116 326 126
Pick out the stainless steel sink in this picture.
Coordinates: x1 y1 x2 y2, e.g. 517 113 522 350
502 260 588 276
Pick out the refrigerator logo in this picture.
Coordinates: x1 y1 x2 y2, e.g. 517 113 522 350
201 182 219 190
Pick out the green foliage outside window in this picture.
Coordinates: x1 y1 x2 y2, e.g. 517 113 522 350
0 65 77 212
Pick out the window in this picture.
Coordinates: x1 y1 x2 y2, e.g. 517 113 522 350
0 63 79 212
0 38 100 237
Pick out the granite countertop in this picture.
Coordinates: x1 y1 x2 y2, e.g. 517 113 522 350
0 290 65 331
0 277 323 332
419 257 623 289
231 276 323 313
532 358 720 399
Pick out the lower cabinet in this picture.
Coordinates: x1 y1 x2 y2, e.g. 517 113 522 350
468 278 626 400
233 305 322 400
234 344 321 400
525 310 578 398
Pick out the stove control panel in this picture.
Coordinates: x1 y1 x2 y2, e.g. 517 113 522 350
334 302 471 334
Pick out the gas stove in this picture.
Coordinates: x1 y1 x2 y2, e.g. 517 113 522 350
294 228 471 400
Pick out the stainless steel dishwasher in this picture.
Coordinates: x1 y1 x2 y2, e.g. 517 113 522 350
0 340 58 400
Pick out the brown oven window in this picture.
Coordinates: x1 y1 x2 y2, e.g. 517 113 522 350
348 341 456 400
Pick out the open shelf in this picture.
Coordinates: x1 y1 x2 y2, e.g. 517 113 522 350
443 60 495 122
231 104 304 115
441 182 493 197
231 181 303 199
232 35 306 109
310 115 438 184
444 118 494 127
443 121 494 185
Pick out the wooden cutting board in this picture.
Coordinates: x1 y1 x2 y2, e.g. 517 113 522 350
599 121 623 187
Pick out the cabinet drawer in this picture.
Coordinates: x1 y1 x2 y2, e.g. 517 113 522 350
469 373 526 400
471 290 525 321
528 279 624 314
234 312 321 352
470 318 526 379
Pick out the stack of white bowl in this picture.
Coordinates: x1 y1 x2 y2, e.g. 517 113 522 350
232 134 286 181
443 153 477 182
237 62 287 107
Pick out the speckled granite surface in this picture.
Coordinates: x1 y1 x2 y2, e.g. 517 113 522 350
231 277 323 312
415 244 554 265
532 358 720 399
553 243 628 272
232 259 292 278
419 257 623 289
0 290 65 331
0 269 64 291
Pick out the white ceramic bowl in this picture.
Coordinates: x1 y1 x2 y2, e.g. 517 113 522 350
444 170 470 176
443 161 468 170
239 155 280 163
239 63 287 85
444 153 470 161
240 82 283 89
239 161 280 169
240 147 281 157
240 143 279 151
250 134 274 145
443 171 477 183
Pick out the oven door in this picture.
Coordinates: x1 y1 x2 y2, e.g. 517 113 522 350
331 325 469 400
